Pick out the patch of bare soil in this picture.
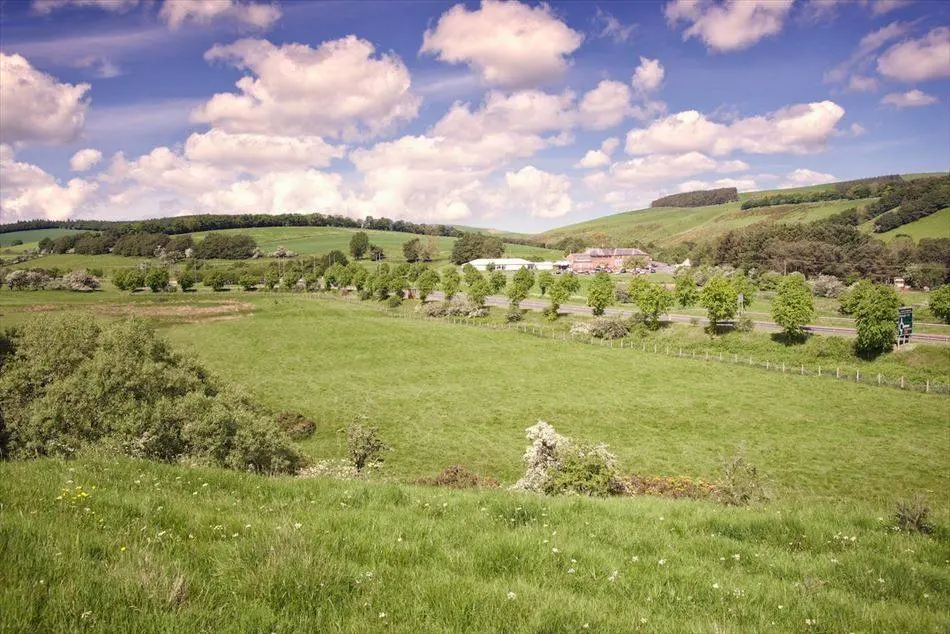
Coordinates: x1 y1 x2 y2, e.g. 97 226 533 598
95 301 254 319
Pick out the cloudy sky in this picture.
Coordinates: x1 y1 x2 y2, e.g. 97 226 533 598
1 0 948 232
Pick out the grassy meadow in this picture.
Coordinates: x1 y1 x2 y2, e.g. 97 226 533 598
1 266 949 631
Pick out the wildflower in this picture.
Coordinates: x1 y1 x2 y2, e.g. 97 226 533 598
552 548 560 554
878 578 885 583
805 618 816 626
81 611 92 620
608 570 619 582
378 612 386 619
640 617 648 624
120 546 126 552
631 556 639 562
778 605 783 610
712 583 720 589
293 522 302 530
568 568 575 574
658 559 666 566
507 591 516 600
732 554 740 560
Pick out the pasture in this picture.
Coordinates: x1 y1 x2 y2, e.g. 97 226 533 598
1 286 948 632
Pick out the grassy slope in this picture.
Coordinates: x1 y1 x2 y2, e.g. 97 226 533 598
868 207 950 242
2 455 947 633
186 226 561 262
0 228 82 250
162 297 948 506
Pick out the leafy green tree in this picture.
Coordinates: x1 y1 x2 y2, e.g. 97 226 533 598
403 238 422 262
203 269 227 292
700 276 739 330
636 283 674 328
587 272 615 316
488 270 507 294
853 283 901 354
462 263 481 287
468 276 491 307
546 274 579 319
325 250 348 267
537 271 554 296
930 284 950 324
513 267 535 293
112 268 143 291
771 274 814 339
506 269 534 312
349 231 370 259
627 276 650 305
450 232 504 265
238 273 258 291
324 263 345 289
441 266 461 300
732 274 756 311
416 268 440 301
674 270 698 308
177 269 197 292
368 244 385 261
839 279 874 315
145 268 169 292
346 262 368 290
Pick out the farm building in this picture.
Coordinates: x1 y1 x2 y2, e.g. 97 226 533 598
566 248 650 273
466 258 535 271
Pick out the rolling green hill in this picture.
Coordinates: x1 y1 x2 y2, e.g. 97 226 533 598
539 174 949 248
0 228 83 251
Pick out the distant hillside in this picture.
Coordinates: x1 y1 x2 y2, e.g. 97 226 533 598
539 174 949 249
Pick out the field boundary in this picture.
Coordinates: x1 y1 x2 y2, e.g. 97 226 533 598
314 293 950 397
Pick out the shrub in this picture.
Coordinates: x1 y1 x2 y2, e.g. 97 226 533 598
112 268 144 291
716 450 768 506
893 495 933 534
345 420 390 473
512 421 624 497
614 284 630 303
203 269 227 291
930 285 950 324
62 269 100 292
421 301 450 318
811 274 845 298
733 315 754 332
275 412 316 440
194 233 258 260
145 268 170 292
0 314 302 474
544 444 626 497
6 269 51 290
177 269 197 291
386 293 403 309
416 465 500 489
505 309 524 322
756 270 783 291
444 295 486 318
589 317 629 340
238 273 258 291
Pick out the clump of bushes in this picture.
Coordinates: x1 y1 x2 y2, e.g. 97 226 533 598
512 421 625 497
416 465 500 489
810 274 844 298
5 269 51 290
589 317 630 340
0 314 302 474
62 269 100 292
275 412 316 440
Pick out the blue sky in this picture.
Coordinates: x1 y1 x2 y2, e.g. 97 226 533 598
1 0 948 232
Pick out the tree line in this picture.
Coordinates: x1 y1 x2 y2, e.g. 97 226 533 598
870 175 950 233
651 187 739 208
740 175 901 210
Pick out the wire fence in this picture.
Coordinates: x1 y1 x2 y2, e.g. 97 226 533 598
318 294 950 397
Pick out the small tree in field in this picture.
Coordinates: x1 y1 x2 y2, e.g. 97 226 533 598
853 282 900 354
636 283 674 328
732 274 756 311
203 269 227 291
238 272 258 291
177 269 197 292
145 268 169 292
700 276 739 330
537 271 554 296
468 276 491 307
675 270 698 308
349 231 369 259
346 420 390 473
930 285 950 324
488 269 507 294
627 276 650 305
415 268 440 301
771 274 814 340
587 272 614 316
506 268 533 312
462 263 480 287
546 274 579 320
441 265 461 300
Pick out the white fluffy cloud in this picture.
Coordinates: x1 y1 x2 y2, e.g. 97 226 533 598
782 168 837 187
664 0 794 52
877 27 950 83
1 145 98 221
184 129 345 174
106 146 233 198
632 57 665 94
69 148 103 171
0 53 90 145
420 0 583 88
824 20 913 86
505 165 573 218
846 75 879 92
192 37 420 140
578 80 632 130
31 0 141 13
197 170 344 214
625 101 846 156
576 137 620 169
160 0 280 29
881 89 939 108
677 177 758 192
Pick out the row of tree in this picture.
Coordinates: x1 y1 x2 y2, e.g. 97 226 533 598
652 187 739 209
872 176 950 232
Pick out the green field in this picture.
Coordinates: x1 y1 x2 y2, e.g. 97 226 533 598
0 228 82 250
186 226 562 262
1 290 948 631
872 207 950 242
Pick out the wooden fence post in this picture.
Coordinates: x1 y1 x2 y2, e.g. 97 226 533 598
856 370 860 383
836 367 840 379
801 364 804 376
818 365 821 376
900 376 905 389
926 380 930 393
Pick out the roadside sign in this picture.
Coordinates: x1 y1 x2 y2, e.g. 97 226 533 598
897 307 912 344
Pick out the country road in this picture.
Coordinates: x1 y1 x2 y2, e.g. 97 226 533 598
427 292 950 345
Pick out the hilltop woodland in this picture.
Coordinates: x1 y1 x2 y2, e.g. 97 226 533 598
651 187 739 208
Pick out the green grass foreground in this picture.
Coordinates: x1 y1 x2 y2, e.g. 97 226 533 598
1 455 948 633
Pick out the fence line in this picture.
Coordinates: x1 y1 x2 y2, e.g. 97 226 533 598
310 294 948 397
